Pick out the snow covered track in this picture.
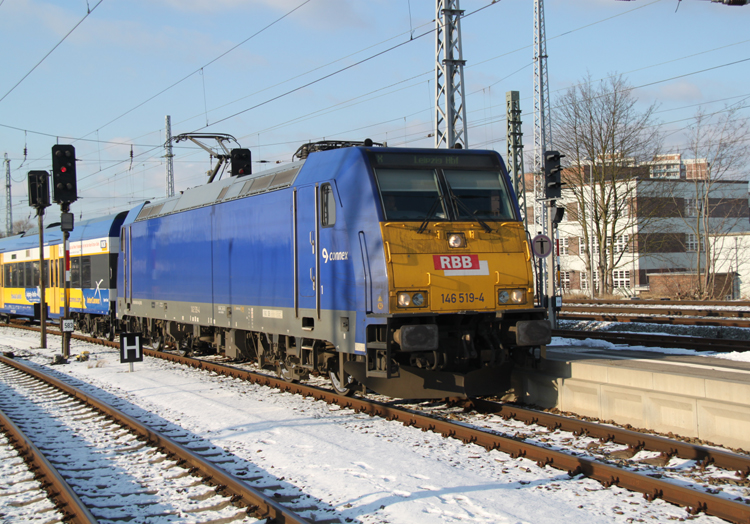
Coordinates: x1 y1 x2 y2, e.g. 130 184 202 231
0 355 314 524
86 348 750 523
0 403 93 523
467 398 750 476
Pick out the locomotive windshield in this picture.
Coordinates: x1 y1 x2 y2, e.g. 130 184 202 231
373 154 516 222
444 170 514 221
377 169 447 221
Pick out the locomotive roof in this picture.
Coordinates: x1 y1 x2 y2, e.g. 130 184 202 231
134 160 306 222
131 145 505 223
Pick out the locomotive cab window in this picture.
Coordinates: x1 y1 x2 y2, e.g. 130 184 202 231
376 169 446 221
372 153 517 224
321 183 336 227
444 170 515 221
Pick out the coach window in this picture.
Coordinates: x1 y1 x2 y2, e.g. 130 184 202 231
70 257 80 288
24 262 32 288
31 261 40 288
321 183 336 227
81 256 92 288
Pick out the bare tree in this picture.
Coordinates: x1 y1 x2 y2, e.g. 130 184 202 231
552 73 663 296
679 105 750 298
0 217 36 238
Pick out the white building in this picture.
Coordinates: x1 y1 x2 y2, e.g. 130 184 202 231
523 157 750 298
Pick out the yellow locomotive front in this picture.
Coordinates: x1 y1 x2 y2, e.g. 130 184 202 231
351 150 550 399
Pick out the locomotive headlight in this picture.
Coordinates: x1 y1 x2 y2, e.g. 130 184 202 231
412 292 425 307
497 290 510 304
448 233 466 248
398 293 411 307
510 289 526 304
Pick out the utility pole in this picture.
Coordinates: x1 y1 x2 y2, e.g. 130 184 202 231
4 153 12 237
434 0 468 149
533 0 557 327
165 115 175 198
506 91 527 231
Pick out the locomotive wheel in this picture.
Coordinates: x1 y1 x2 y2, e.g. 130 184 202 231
276 362 297 383
151 335 164 351
329 369 355 396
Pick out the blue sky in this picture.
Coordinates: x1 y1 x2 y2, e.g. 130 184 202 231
0 0 747 225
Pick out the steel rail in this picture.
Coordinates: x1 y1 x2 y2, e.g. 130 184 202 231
564 299 750 308
559 312 750 329
562 306 750 319
105 347 750 523
553 329 747 353
467 399 750 476
0 355 311 524
0 404 99 524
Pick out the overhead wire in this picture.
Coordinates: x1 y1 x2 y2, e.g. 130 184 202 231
3 0 747 218
0 0 105 105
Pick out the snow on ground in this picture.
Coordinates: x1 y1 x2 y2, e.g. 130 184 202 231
0 326 733 524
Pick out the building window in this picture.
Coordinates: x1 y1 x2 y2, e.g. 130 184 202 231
558 237 569 256
581 271 599 290
685 198 701 217
686 233 699 252
560 271 571 291
608 235 629 254
613 270 630 288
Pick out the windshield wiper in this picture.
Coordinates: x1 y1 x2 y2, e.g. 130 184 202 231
449 190 492 233
417 195 445 234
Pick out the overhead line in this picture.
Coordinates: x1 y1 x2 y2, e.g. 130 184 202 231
87 0 312 136
0 0 105 105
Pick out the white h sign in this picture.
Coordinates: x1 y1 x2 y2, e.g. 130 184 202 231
120 333 143 364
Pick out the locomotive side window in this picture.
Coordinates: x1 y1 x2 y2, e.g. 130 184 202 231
321 183 336 227
375 169 445 221
444 170 516 221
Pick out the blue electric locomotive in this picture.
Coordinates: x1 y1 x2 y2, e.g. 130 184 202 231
118 141 550 398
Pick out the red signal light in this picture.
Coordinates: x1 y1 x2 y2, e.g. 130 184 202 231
61 167 67 173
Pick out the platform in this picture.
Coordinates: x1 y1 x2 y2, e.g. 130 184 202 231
510 344 750 450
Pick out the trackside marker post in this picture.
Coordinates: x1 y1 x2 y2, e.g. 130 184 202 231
120 333 143 373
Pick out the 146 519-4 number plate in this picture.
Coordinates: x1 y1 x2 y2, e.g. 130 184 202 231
440 292 484 304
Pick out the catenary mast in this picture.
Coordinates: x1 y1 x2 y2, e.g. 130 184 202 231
165 115 175 198
4 153 11 236
434 0 468 149
533 0 557 326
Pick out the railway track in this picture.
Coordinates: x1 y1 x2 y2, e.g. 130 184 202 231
552 329 748 352
0 354 319 524
558 299 750 329
7 324 750 522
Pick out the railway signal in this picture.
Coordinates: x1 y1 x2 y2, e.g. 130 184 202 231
544 150 564 200
27 170 50 210
231 148 252 177
51 144 77 204
27 170 51 349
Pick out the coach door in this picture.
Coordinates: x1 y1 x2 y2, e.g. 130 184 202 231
122 226 132 308
50 245 61 317
294 184 320 322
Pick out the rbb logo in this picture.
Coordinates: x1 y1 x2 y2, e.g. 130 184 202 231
433 254 479 271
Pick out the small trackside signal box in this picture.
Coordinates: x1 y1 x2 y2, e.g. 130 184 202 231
51 144 78 204
27 170 50 210
231 148 252 177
